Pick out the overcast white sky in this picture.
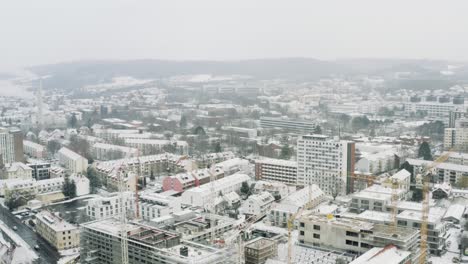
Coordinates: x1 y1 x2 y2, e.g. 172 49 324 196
1 0 468 69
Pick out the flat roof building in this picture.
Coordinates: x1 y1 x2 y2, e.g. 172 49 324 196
80 219 233 264
255 158 297 185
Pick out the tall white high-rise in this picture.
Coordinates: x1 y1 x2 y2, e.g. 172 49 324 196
444 118 468 152
297 134 355 196
0 127 23 165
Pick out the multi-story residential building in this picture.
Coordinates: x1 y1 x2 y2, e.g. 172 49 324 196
80 219 232 264
239 192 275 218
221 126 257 139
214 158 250 176
23 140 46 159
349 185 407 213
162 168 224 192
181 174 250 208
86 191 135 220
407 158 468 186
443 151 468 165
195 151 235 168
91 142 138 161
355 143 400 174
255 158 297 185
28 161 51 180
298 214 421 261
0 127 23 164
344 202 448 256
0 175 89 197
94 154 186 188
93 128 141 141
124 139 188 155
138 191 182 220
349 246 412 264
297 134 355 195
1 162 32 180
269 185 325 227
444 118 468 151
404 101 463 119
253 181 289 200
449 110 468 128
260 117 317 134
35 210 80 251
396 208 447 255
58 147 88 174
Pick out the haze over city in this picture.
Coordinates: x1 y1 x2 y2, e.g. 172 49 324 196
1 0 468 70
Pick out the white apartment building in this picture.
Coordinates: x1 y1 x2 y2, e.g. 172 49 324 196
93 128 140 140
269 185 325 227
221 126 257 138
444 119 468 151
385 169 411 192
35 211 80 251
181 174 250 208
407 158 468 185
253 180 289 199
92 142 138 161
443 151 468 165
350 185 407 213
239 192 275 218
124 138 189 155
396 208 448 255
0 174 89 197
298 214 420 261
260 117 317 133
355 143 399 174
23 140 46 159
214 158 250 176
297 134 355 195
255 158 297 185
349 246 412 264
58 147 88 174
138 191 182 220
404 101 462 118
2 162 33 180
86 191 135 220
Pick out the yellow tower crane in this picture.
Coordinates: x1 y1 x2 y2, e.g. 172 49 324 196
418 151 451 264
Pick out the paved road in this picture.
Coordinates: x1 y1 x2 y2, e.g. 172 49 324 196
0 205 60 263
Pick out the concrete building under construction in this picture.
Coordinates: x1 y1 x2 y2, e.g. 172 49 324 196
80 219 236 264
244 237 278 264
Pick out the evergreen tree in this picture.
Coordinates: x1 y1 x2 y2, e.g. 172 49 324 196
69 113 78 128
86 167 102 194
400 161 415 183
418 142 432 161
279 145 292 160
179 115 188 128
69 180 77 198
213 142 222 153
369 127 376 137
314 125 322 134
240 182 250 195
150 170 155 181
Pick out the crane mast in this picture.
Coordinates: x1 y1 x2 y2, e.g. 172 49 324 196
208 164 217 243
118 168 129 264
418 150 451 264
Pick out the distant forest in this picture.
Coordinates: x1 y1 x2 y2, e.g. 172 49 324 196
28 58 468 91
